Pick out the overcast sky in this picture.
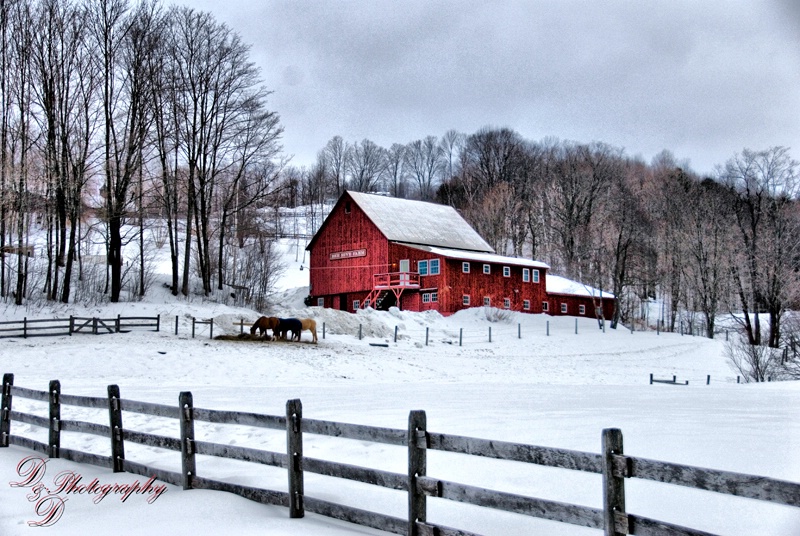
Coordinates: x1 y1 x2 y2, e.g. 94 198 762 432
180 0 799 176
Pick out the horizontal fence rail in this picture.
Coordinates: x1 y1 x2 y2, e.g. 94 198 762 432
0 315 160 338
1 373 798 536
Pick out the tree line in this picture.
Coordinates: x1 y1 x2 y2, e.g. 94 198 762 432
290 130 799 356
0 0 285 308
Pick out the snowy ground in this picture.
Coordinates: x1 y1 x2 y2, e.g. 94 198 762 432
0 239 799 535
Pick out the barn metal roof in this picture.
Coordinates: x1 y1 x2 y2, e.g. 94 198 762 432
400 243 550 270
347 191 494 253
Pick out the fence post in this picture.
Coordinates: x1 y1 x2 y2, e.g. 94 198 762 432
408 410 427 536
395 326 398 343
108 385 125 472
359 324 362 340
575 318 578 335
192 317 196 338
323 322 326 339
546 320 550 336
707 375 711 385
518 323 521 339
69 316 74 336
459 328 462 347
175 315 179 335
425 327 429 346
286 398 304 518
1 373 13 447
23 317 27 339
489 326 492 343
209 319 213 339
93 317 98 335
179 392 196 490
156 314 160 332
649 373 653 385
116 314 121 333
602 428 627 536
48 380 61 459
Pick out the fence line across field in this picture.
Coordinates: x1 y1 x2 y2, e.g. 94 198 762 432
2 374 798 536
0 315 161 338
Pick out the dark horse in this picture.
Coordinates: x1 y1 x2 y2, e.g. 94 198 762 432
250 316 279 339
277 318 302 341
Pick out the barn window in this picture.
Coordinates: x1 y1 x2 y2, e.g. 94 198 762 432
418 260 428 276
462 262 470 273
503 266 511 277
542 301 549 312
579 304 586 315
429 259 440 275
561 303 568 313
431 292 438 302
345 201 351 214
422 293 431 303
533 269 540 283
522 268 530 282
523 300 530 310
463 295 470 305
503 298 511 309
317 297 324 307
483 296 491 306
483 264 491 274
353 300 360 310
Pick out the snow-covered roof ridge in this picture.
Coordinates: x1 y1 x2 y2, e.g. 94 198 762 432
546 274 615 298
347 191 494 253
400 243 550 269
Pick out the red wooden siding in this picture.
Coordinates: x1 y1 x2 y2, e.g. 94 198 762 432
308 193 389 298
545 293 615 320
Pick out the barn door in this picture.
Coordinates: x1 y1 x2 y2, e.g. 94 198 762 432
399 259 409 273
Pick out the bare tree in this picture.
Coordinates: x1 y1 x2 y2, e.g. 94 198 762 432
32 0 99 303
404 135 442 200
347 138 385 192
720 147 799 347
385 142 406 198
321 135 349 197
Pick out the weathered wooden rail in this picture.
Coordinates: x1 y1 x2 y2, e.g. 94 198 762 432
1 374 798 535
0 315 160 338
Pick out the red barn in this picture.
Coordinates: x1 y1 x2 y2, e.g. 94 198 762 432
306 191 614 319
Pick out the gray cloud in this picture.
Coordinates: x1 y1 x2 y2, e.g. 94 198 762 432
182 0 800 175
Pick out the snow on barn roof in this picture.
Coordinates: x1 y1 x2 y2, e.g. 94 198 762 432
400 243 550 269
347 191 494 253
546 274 615 298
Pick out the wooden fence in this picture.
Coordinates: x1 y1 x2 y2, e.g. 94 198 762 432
0 315 160 338
1 374 798 536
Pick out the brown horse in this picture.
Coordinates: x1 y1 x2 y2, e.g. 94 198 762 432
250 316 279 339
299 318 318 343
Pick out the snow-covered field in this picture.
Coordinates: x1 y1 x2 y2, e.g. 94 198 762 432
0 239 798 535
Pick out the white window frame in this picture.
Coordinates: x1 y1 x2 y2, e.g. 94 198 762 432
462 262 470 273
503 266 511 277
542 301 549 312
422 293 431 303
503 298 511 309
418 260 428 276
523 300 530 310
483 296 491 307
463 295 470 305
561 303 568 314
317 297 324 307
533 269 540 283
483 264 491 275
353 300 360 310
429 259 440 275
579 304 586 315
431 292 438 303
522 268 530 282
